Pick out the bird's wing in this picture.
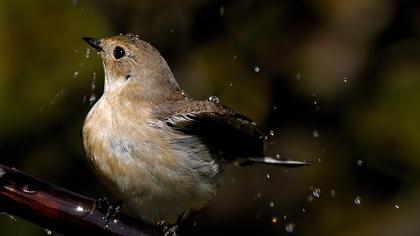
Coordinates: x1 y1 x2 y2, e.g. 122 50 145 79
152 99 264 161
154 100 310 166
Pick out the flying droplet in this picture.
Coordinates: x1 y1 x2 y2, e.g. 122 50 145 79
271 217 278 224
0 167 5 178
89 94 96 105
354 196 362 206
269 130 275 136
343 77 348 83
313 130 319 138
220 6 225 16
395 204 400 209
266 174 270 179
331 190 336 197
75 206 85 212
91 72 96 90
312 188 321 198
296 73 301 80
285 223 295 233
269 202 274 207
254 66 260 73
208 96 220 104
44 229 52 235
85 48 91 58
356 160 363 166
73 71 79 79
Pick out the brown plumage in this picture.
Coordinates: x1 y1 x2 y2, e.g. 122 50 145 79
82 34 308 225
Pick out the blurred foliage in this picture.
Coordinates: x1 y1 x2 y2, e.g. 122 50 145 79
1 0 420 235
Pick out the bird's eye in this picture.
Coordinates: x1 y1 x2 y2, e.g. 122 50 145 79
113 46 125 59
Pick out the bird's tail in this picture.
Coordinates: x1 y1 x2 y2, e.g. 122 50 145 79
246 156 311 167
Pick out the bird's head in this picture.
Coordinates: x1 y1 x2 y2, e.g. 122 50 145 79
83 34 180 101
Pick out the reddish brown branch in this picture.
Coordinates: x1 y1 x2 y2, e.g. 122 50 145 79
0 164 161 236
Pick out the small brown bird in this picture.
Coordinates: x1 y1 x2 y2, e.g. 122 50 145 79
82 34 308 225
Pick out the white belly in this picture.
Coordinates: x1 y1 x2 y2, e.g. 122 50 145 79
83 100 221 224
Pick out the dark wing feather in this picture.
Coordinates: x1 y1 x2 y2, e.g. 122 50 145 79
165 111 264 161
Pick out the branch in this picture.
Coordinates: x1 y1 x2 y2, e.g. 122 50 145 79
0 164 161 236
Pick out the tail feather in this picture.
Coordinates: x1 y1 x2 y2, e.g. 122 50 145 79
246 156 311 167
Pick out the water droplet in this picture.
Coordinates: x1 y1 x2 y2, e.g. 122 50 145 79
229 83 233 87
354 196 362 206
356 160 363 166
395 204 400 209
85 48 91 58
256 192 262 198
276 154 280 158
231 178 236 183
208 96 220 104
312 188 321 198
254 66 260 73
307 196 314 202
73 71 79 79
273 106 277 110
170 29 174 33
220 6 225 16
283 215 287 220
266 174 270 179
296 73 301 80
44 229 52 235
89 94 96 105
343 77 348 83
233 55 237 60
0 168 5 178
21 184 37 194
313 130 319 138
330 190 336 197
75 206 85 212
302 208 306 213
91 72 96 90
285 223 295 233
269 130 275 136
269 202 274 207
317 158 322 163
271 216 278 224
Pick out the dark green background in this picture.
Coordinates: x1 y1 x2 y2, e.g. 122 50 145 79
1 0 420 235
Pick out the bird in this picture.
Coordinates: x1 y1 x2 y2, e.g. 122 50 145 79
82 33 309 225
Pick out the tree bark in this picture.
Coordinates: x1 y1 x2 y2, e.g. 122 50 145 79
0 164 161 236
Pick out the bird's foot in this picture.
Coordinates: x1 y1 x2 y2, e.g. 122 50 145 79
90 197 123 229
156 220 179 236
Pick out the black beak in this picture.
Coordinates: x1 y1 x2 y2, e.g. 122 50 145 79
82 37 103 52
